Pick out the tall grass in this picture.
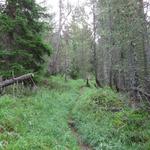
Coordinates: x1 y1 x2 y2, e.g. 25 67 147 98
0 76 84 150
72 87 150 150
1 76 150 150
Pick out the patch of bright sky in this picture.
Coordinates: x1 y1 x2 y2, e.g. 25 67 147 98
37 0 86 12
37 0 150 24
37 0 90 27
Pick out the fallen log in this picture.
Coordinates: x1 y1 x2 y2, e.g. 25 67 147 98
0 73 34 89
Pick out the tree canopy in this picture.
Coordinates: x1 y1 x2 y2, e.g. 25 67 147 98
0 0 51 77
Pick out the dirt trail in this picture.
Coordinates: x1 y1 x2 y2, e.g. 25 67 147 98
68 119 92 150
68 85 92 150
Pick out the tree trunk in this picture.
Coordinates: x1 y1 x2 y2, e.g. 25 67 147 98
0 73 34 89
92 0 101 87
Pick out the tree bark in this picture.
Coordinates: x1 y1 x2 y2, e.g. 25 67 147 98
0 73 34 88
92 0 101 87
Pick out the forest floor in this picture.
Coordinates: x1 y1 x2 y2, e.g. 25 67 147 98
0 76 150 150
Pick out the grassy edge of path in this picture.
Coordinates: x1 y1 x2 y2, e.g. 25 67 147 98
0 77 84 150
0 76 150 150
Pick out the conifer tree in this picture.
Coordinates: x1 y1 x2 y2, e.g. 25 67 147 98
96 0 150 96
0 0 51 78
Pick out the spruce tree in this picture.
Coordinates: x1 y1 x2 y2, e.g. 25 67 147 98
0 0 51 78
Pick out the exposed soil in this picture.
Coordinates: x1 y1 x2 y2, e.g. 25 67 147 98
68 119 92 150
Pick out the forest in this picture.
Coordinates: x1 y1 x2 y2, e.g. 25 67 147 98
0 0 150 149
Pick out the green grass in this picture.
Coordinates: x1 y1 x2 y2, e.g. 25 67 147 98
0 76 84 150
72 87 150 150
0 76 150 150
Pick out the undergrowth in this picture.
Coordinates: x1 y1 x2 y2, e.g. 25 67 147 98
72 87 150 150
0 76 150 150
0 76 84 150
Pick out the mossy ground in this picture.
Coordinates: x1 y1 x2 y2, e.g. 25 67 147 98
72 87 150 150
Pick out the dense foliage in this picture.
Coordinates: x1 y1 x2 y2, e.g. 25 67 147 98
48 0 150 100
0 0 150 149
96 0 150 95
0 0 51 78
